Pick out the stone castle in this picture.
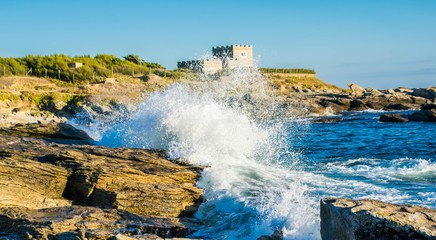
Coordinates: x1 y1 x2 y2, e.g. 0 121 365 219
177 44 253 73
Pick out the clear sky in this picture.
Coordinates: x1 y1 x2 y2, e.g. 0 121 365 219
1 0 435 89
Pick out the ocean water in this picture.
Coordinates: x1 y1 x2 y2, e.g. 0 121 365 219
75 70 436 240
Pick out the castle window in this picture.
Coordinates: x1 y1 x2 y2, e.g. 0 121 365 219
241 52 247 57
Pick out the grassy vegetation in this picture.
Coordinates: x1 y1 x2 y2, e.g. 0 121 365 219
260 68 316 74
0 92 21 102
0 54 167 84
265 72 343 95
18 92 86 109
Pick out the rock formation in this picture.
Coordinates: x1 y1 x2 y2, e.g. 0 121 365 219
347 83 367 98
0 124 203 239
409 103 436 122
0 122 92 141
379 114 409 123
320 198 436 240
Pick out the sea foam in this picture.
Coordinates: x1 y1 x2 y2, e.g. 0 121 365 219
94 69 320 239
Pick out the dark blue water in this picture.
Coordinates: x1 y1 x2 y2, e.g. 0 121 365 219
293 111 436 208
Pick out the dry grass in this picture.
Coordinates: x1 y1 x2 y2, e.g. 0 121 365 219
263 73 344 95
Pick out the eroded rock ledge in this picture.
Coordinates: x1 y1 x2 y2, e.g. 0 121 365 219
0 132 203 239
320 198 436 240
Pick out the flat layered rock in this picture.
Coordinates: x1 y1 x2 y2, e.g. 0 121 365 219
0 206 198 239
320 198 436 240
0 122 92 141
0 134 203 239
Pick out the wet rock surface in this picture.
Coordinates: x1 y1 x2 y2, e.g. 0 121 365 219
409 103 436 122
379 114 409 123
0 126 203 239
320 198 436 240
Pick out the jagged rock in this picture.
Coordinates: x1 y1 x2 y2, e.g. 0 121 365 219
379 114 409 123
0 134 203 239
320 198 436 240
410 87 436 100
386 88 396 94
347 83 366 98
409 109 436 122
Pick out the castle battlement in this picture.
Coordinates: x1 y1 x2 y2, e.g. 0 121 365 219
178 44 253 74
212 44 252 49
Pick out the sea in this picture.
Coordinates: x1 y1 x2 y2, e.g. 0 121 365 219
73 69 436 239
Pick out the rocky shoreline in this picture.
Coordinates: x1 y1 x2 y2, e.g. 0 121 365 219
0 123 202 239
0 76 435 239
279 84 436 118
1 122 435 240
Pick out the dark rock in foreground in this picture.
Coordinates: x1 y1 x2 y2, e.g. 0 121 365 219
0 134 203 239
409 103 436 122
320 198 436 240
379 114 409 123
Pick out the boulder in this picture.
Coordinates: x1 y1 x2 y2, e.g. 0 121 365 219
410 87 436 100
395 87 414 93
320 198 436 240
365 88 383 96
349 99 365 110
347 83 366 98
386 88 396 94
409 109 436 122
363 96 390 110
318 99 349 113
379 114 409 123
422 103 436 110
411 96 430 105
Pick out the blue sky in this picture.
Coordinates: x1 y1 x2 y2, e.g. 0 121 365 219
1 0 435 88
